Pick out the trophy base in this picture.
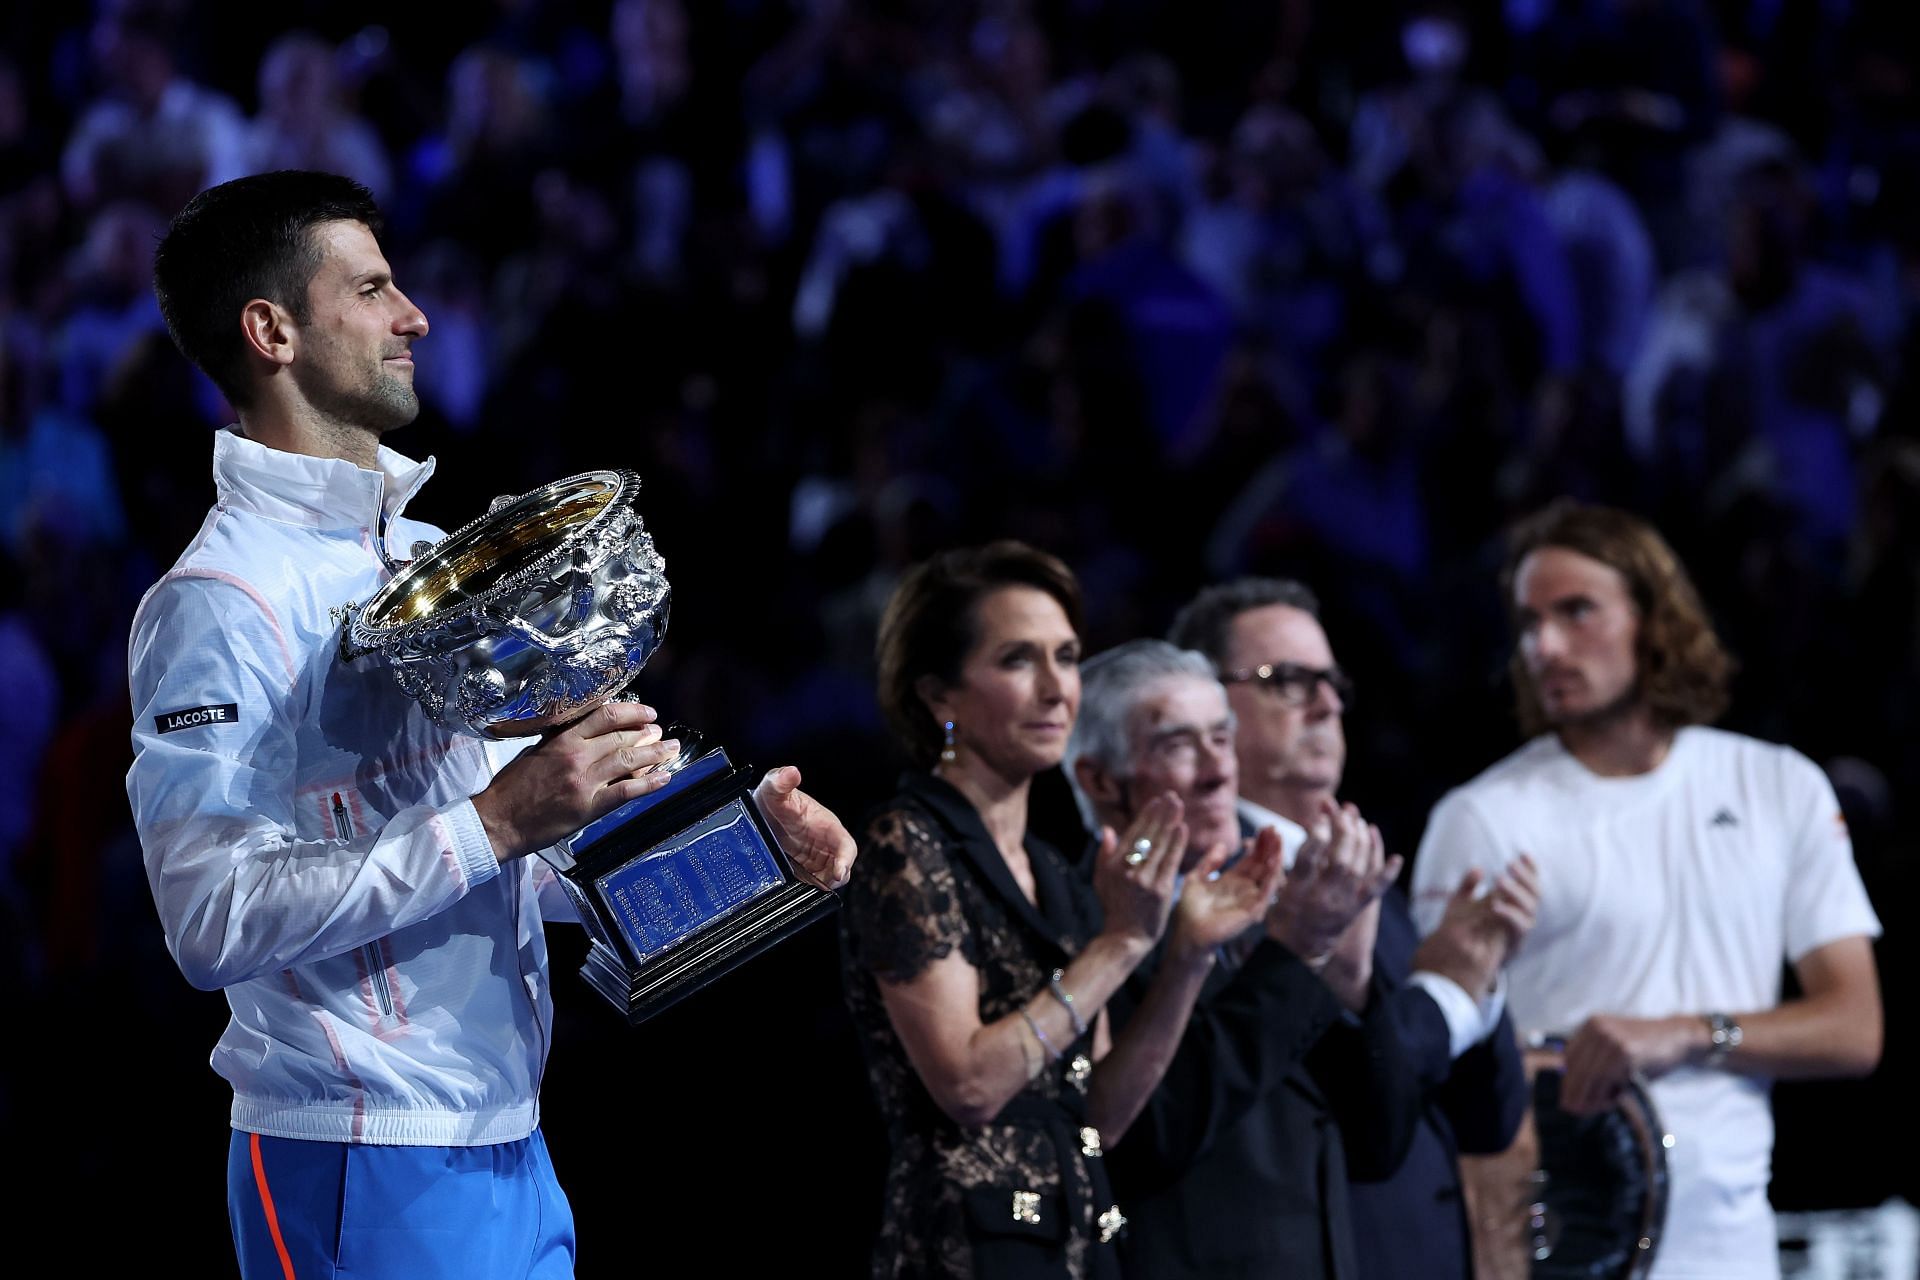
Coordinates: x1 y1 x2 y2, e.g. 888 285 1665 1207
579 879 839 1024
544 744 840 1025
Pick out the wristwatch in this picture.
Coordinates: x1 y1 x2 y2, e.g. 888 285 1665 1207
1703 1011 1743 1063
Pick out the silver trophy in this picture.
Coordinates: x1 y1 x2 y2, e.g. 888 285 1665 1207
341 469 838 1022
1461 1035 1670 1280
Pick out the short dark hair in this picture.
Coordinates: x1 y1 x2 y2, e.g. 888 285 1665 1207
875 541 1084 767
152 170 383 408
1167 577 1321 667
1501 500 1733 735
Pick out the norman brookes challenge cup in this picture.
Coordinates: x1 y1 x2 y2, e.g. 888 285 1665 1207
340 469 838 1023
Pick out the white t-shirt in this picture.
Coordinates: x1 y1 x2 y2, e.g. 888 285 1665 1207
1411 726 1881 1280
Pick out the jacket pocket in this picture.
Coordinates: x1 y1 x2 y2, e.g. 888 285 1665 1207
361 941 396 1018
329 794 397 1021
963 1186 1068 1278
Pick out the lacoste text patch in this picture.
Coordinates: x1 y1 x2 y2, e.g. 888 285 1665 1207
154 703 239 734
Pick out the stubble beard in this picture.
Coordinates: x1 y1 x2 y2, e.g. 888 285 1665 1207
1542 677 1642 735
299 354 421 438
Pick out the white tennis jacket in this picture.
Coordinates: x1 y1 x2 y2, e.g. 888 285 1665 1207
127 427 565 1145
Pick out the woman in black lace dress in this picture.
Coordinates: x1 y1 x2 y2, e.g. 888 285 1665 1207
840 542 1286 1279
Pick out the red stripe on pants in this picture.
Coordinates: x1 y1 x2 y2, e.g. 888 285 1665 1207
248 1131 299 1280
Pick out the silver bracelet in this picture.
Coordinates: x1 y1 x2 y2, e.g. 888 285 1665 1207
1047 968 1088 1038
1020 1008 1062 1062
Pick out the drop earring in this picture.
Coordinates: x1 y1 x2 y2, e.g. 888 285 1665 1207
940 720 957 764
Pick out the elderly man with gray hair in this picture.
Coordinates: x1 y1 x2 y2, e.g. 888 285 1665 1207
1063 638 1422 1280
1063 642 1244 876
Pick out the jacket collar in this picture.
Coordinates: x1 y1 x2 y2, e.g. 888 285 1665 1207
212 425 436 537
898 771 1081 959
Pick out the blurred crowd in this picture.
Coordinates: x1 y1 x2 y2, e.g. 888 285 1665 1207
2 0 1915 1267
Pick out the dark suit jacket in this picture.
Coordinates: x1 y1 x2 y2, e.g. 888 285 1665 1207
1105 901 1421 1279
1347 889 1528 1280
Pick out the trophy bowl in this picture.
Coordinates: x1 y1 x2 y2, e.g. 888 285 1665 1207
341 468 668 738
340 468 837 1024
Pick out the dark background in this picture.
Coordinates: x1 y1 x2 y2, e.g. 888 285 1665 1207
1 0 1914 1272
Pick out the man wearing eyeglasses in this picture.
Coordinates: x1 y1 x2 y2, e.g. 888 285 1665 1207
1168 577 1537 1280
1182 579 1351 837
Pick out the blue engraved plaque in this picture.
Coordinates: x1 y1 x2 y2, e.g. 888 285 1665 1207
593 799 785 961
547 741 840 1023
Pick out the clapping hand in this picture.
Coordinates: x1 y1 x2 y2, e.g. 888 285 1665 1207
1411 854 1541 998
1266 798 1401 966
1169 826 1287 962
1091 792 1187 951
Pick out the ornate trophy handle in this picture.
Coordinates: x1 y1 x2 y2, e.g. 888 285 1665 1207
336 599 372 660
485 563 603 658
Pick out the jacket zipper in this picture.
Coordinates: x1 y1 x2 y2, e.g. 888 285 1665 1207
334 792 396 1019
511 869 549 1078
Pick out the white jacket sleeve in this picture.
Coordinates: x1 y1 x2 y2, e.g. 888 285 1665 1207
480 736 580 926
126 573 501 991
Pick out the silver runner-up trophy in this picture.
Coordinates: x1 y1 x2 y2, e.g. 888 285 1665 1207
340 469 839 1024
1461 1034 1670 1280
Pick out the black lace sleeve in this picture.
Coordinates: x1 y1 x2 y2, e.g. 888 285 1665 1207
841 805 978 986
